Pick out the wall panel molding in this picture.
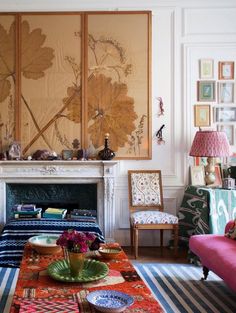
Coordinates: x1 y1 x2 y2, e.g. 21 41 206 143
183 7 236 37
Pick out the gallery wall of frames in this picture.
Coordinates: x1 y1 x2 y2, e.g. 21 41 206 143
194 59 235 146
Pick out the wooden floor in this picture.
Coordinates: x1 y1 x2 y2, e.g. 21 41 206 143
122 246 188 264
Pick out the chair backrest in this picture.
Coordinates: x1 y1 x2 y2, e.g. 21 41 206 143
128 170 164 214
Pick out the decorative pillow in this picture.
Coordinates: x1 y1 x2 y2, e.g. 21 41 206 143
131 173 161 206
225 219 236 239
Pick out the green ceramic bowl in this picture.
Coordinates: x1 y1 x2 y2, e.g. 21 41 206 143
47 258 109 282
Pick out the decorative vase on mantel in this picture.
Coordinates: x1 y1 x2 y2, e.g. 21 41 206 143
98 133 115 160
68 251 85 276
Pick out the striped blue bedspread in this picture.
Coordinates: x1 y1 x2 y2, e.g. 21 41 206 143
0 219 104 268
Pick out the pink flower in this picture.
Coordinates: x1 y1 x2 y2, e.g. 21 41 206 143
56 230 96 253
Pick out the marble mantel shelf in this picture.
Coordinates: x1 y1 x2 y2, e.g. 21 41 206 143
0 160 118 239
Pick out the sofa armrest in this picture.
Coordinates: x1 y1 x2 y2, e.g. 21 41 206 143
225 220 235 233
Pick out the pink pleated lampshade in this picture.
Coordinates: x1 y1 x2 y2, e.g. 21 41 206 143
189 131 232 157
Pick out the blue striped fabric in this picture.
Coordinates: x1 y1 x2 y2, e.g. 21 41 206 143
0 219 104 267
0 267 19 313
134 263 236 313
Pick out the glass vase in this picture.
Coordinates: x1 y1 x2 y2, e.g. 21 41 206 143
68 251 85 276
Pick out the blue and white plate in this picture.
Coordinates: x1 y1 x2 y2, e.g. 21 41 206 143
86 290 134 313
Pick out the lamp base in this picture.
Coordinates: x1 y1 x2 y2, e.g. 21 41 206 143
205 157 216 185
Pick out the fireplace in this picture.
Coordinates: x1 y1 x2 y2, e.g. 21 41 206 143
6 183 98 221
0 160 117 238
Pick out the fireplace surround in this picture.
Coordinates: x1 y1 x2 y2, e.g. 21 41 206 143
0 160 117 239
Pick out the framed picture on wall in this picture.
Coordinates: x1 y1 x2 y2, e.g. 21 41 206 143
217 124 235 145
208 165 223 187
218 61 234 80
199 59 214 79
194 104 211 127
190 165 206 186
197 81 215 101
218 82 234 103
215 107 236 122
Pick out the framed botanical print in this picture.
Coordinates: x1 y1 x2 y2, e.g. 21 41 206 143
218 82 234 103
199 59 214 79
217 124 235 145
218 61 234 80
197 81 215 102
194 104 211 127
190 165 206 186
214 107 236 122
0 11 151 160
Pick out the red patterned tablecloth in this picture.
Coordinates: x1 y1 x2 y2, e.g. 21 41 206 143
10 243 163 313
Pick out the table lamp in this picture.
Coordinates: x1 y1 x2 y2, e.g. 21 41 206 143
189 130 231 185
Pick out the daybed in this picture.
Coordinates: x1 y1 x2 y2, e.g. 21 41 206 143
0 219 104 267
189 220 236 292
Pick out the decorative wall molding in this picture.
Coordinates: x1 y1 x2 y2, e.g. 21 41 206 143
183 7 236 37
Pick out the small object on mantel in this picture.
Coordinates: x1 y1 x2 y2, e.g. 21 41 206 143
98 133 115 160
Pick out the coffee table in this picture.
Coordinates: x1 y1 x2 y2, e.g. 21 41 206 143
10 243 163 312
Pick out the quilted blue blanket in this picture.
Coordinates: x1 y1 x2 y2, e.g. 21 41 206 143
0 219 105 268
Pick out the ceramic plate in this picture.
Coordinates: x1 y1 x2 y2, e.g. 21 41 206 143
47 259 108 282
98 247 122 259
28 234 60 247
86 290 134 313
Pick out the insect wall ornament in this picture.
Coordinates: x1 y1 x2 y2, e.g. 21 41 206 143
156 124 165 145
157 97 164 116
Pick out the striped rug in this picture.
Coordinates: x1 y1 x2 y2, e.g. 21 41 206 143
0 267 19 313
134 263 236 313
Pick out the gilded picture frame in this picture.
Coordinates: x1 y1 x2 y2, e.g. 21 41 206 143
194 104 211 127
218 61 234 80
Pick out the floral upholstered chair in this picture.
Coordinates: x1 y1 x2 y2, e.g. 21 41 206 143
128 170 178 258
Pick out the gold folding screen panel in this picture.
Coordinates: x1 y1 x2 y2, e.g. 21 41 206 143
0 12 151 159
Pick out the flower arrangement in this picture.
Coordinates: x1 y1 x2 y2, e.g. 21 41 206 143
56 230 96 253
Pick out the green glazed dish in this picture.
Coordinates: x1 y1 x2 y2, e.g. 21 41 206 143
47 259 109 282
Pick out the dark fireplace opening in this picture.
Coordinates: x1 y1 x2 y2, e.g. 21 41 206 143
6 183 97 222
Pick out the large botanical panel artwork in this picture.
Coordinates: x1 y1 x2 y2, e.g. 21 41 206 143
20 14 82 156
0 12 151 159
0 15 16 153
87 13 151 159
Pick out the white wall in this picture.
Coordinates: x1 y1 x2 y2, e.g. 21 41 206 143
1 0 236 245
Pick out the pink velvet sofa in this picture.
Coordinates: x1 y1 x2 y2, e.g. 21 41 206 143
189 220 236 292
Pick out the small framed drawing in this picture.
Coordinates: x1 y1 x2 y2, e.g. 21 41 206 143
218 61 234 80
194 105 211 127
209 165 223 187
215 107 236 122
190 165 206 186
218 82 234 103
197 81 215 101
217 124 235 145
199 59 214 79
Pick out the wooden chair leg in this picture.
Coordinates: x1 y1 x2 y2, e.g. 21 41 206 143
160 229 163 248
173 225 178 257
134 228 138 259
130 223 133 252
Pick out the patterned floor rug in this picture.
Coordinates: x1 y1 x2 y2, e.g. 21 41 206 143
134 263 236 313
0 267 19 313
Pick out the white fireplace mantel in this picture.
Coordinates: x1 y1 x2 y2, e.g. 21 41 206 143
0 160 117 239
